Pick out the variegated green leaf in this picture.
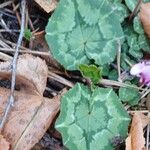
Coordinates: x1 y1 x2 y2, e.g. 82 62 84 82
46 0 124 70
56 83 130 150
133 17 144 34
115 3 129 22
125 0 138 11
119 87 140 105
108 1 129 23
123 24 143 59
138 34 150 52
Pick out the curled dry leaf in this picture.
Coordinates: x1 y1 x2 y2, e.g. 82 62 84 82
34 0 57 13
125 112 150 150
139 3 150 38
0 54 65 150
0 135 10 150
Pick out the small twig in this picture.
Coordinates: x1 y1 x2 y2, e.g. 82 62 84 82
12 3 19 11
129 0 142 21
141 86 149 94
117 40 122 82
25 5 35 31
141 88 150 99
124 58 133 67
33 30 45 36
100 79 144 90
0 16 10 31
0 0 13 9
12 2 21 26
3 8 15 14
0 10 16 19
32 27 39 34
0 48 50 56
48 72 74 88
0 29 20 33
28 16 35 31
45 87 57 96
0 0 26 130
0 39 11 48
128 110 149 114
25 5 28 29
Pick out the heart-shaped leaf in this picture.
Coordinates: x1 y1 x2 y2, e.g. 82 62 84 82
55 83 130 150
46 0 124 70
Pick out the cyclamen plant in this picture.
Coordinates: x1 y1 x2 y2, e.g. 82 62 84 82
45 0 149 149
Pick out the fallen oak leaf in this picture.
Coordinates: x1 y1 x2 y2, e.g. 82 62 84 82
0 134 10 150
0 54 66 150
126 112 150 150
0 87 42 147
139 3 150 38
0 54 48 95
0 88 66 150
13 95 66 150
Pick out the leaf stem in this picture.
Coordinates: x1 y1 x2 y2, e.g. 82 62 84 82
100 79 143 91
117 40 122 82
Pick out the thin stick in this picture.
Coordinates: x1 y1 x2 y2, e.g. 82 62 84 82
0 17 10 31
0 29 20 33
117 40 122 82
100 79 144 90
0 39 11 48
0 0 26 130
3 8 15 14
12 3 19 11
0 10 16 19
128 110 149 114
124 58 133 67
12 2 21 26
25 5 28 29
48 72 74 88
28 17 35 31
33 30 45 36
129 0 142 21
45 87 57 96
0 1 12 9
141 88 150 99
0 48 50 56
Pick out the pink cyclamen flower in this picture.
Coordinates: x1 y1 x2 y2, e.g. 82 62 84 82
130 61 150 86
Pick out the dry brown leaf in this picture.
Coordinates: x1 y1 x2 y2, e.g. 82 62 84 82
34 0 57 13
13 97 61 150
0 54 48 95
0 135 10 150
139 3 150 38
0 54 66 150
125 112 150 150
